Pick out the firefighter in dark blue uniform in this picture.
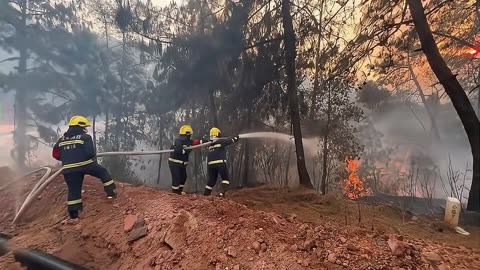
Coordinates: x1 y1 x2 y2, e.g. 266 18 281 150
205 127 239 197
168 125 205 194
52 116 116 219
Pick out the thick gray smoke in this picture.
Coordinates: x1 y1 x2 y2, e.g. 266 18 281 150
366 97 472 202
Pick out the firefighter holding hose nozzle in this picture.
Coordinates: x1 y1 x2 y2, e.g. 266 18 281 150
204 127 239 197
169 125 206 194
52 116 116 220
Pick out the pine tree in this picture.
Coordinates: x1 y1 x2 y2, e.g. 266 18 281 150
0 0 79 169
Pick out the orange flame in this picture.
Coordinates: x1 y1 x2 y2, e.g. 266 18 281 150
343 157 371 199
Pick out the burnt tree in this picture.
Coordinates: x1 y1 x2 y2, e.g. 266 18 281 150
281 0 313 188
408 0 480 211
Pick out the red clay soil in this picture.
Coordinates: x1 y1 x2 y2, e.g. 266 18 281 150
0 166 14 186
0 176 479 270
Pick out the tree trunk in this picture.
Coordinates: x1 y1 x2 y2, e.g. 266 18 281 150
320 132 328 194
102 16 110 151
408 0 480 211
208 89 219 127
14 0 28 170
309 0 325 120
92 115 97 153
157 119 163 184
477 0 480 32
14 92 27 170
242 108 252 187
282 0 313 188
477 69 480 118
407 59 441 140
320 85 331 194
104 16 109 48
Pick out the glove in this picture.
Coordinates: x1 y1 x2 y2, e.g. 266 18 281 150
232 135 240 142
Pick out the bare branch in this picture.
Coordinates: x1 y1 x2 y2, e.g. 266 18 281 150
386 0 451 28
128 24 173 45
244 36 283 50
432 31 478 49
0 57 20 64
26 12 47 16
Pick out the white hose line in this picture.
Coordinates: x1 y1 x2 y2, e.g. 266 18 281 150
97 141 212 157
22 167 52 203
12 142 213 223
13 168 62 224
97 149 173 157
0 167 51 192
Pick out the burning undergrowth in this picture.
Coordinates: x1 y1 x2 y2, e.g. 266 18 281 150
343 157 372 200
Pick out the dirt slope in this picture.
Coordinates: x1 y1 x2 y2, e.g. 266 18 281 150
0 176 479 270
227 187 480 249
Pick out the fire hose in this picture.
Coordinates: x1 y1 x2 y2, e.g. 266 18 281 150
2 133 285 268
12 142 213 224
0 167 51 192
12 134 284 223
14 249 88 270
0 233 86 270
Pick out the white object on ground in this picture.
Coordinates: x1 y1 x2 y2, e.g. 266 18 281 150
444 197 461 227
454 226 470 236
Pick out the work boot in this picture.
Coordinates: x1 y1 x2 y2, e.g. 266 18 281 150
69 210 79 219
221 183 229 197
204 188 212 196
107 190 117 199
172 188 181 194
66 218 79 225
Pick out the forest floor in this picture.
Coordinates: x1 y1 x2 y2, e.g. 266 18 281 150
0 172 479 270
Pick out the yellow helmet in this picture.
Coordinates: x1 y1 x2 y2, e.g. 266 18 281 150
68 115 91 127
179 125 193 135
210 127 221 137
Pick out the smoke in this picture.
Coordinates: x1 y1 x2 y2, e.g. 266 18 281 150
363 94 472 201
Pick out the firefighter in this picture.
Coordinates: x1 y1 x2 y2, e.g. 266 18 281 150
204 127 239 197
52 116 116 220
169 125 205 194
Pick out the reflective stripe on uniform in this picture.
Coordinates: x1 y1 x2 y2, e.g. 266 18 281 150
63 159 93 169
205 185 213 190
67 199 82 205
208 144 222 150
222 180 230 185
208 159 226 165
103 180 114 187
172 186 180 190
59 140 84 147
179 184 184 188
169 158 187 165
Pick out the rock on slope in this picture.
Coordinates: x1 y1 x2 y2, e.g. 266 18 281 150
0 176 479 270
